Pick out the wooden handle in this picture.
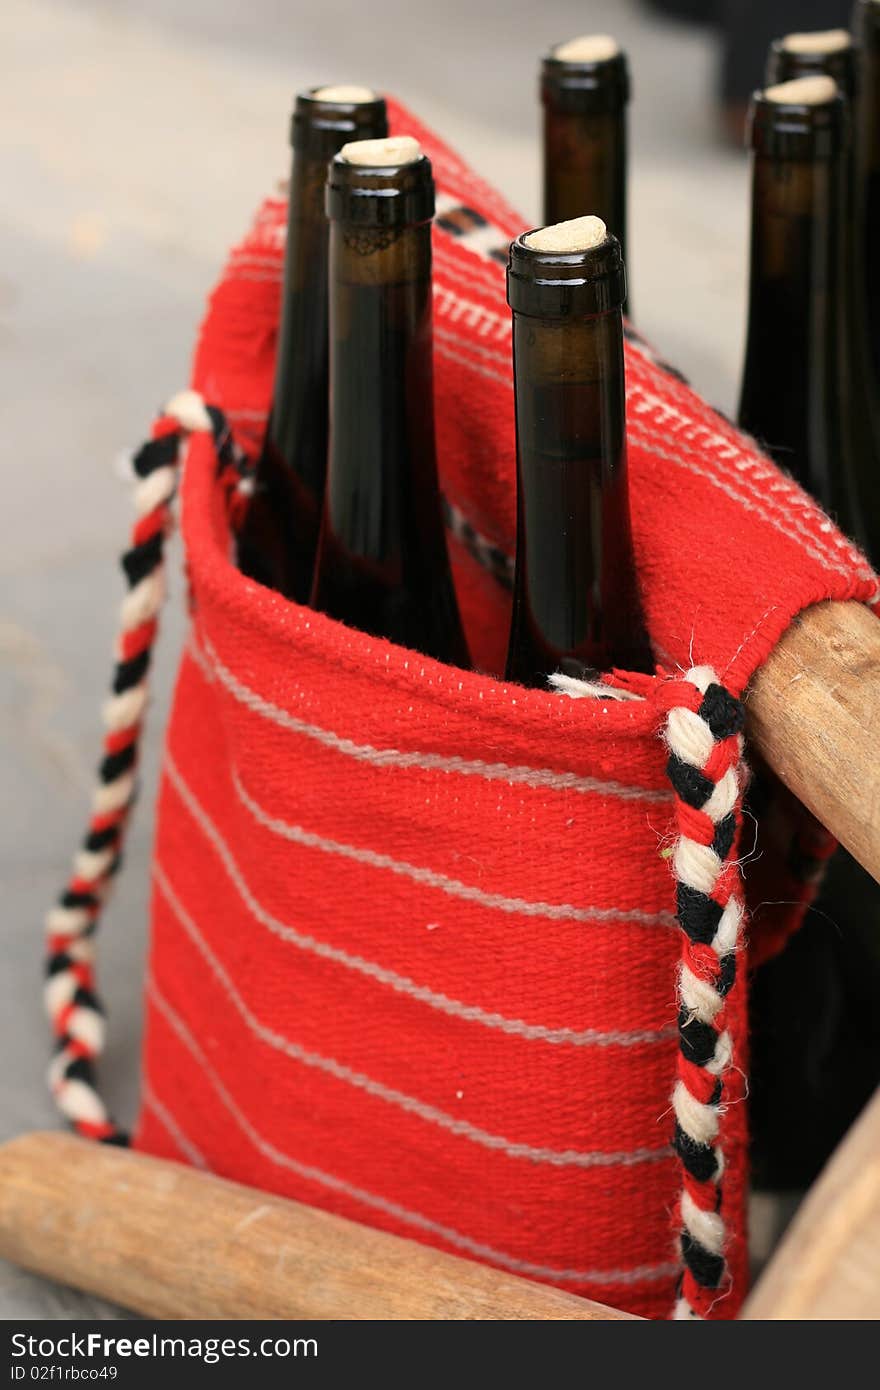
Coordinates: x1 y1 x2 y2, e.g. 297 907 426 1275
741 1086 880 1319
0 1132 633 1320
746 600 880 884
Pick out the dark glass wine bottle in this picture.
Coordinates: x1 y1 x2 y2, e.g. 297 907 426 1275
739 75 880 1195
541 36 631 278
766 33 880 563
504 218 650 688
853 0 880 392
237 86 388 599
738 77 863 535
310 137 469 669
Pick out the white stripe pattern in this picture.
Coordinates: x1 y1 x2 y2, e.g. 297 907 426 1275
161 754 675 1049
141 1080 209 1170
434 284 510 340
230 764 675 929
434 339 512 387
425 287 877 593
433 240 506 298
153 864 668 1170
626 424 876 589
145 978 678 1287
188 632 670 804
434 193 511 264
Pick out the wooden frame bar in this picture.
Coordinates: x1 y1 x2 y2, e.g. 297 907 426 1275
0 1132 634 1320
747 599 880 885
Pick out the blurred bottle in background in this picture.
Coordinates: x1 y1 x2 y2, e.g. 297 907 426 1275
738 74 880 1196
541 36 631 306
738 77 859 529
767 29 880 562
642 1 855 142
853 0 880 391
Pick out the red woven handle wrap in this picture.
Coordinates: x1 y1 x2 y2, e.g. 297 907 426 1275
46 98 877 1321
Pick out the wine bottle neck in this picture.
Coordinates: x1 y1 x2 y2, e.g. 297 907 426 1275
856 26 880 175
326 215 435 551
542 106 627 257
272 152 332 401
514 308 627 462
315 218 459 649
506 304 647 683
739 152 847 503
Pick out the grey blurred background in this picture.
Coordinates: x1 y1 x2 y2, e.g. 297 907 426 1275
0 0 847 1317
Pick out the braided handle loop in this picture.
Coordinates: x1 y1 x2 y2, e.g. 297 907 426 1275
661 667 748 1319
44 392 236 1144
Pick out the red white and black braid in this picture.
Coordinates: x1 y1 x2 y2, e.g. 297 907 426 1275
44 390 236 1144
661 667 747 1319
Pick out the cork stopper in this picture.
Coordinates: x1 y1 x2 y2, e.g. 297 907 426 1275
312 84 378 103
524 215 607 254
764 74 838 104
781 29 851 55
553 34 620 63
341 135 421 166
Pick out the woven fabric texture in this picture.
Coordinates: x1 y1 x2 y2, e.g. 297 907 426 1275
131 99 878 1320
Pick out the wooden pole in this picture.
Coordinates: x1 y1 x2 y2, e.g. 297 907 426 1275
0 1132 634 1321
746 599 880 885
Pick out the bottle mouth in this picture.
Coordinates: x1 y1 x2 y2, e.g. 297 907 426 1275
340 135 421 166
312 84 378 103
541 40 630 114
749 79 847 159
291 88 388 153
766 39 855 100
326 143 435 227
781 29 851 55
507 225 626 318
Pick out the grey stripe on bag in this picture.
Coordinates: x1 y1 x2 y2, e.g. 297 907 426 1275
188 633 671 804
163 756 672 1045
162 754 675 1049
231 764 675 929
140 1079 208 1170
147 977 678 1286
153 860 670 1170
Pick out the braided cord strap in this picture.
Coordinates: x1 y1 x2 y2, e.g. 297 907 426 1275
44 391 233 1144
660 666 747 1319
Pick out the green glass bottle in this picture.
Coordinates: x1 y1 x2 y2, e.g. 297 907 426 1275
504 217 650 688
740 75 880 1195
238 86 388 599
853 1 880 390
311 137 469 669
541 35 631 289
766 32 880 563
738 77 863 537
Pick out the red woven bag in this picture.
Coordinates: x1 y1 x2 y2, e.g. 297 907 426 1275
45 99 878 1322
